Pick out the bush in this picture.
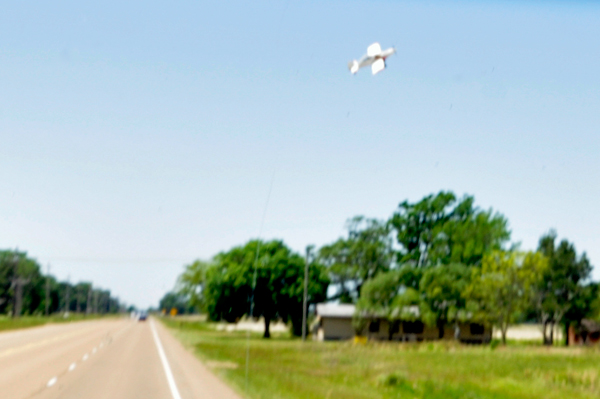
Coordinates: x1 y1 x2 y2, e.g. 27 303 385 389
378 372 410 388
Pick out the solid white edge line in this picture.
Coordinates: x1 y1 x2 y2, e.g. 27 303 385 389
150 319 183 399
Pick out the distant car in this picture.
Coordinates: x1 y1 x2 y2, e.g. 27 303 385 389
138 312 148 321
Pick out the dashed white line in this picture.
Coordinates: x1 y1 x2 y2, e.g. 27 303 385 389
43 334 115 391
150 320 182 399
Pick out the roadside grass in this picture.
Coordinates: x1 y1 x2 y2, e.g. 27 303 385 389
0 314 112 332
162 318 600 399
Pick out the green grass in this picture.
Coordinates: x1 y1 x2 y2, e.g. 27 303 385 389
0 314 110 332
162 318 600 399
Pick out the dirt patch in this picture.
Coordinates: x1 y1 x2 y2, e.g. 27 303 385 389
205 360 239 369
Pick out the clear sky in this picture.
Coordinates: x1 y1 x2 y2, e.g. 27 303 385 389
1 1 599 308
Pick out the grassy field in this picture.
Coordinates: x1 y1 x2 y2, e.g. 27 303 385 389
0 314 110 332
162 318 600 399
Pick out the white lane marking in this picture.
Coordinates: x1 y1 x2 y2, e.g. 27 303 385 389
99 343 104 348
69 362 77 371
150 320 182 399
47 377 58 387
82 353 89 361
92 347 97 354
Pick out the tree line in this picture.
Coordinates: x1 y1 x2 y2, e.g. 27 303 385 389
0 250 123 317
165 191 598 345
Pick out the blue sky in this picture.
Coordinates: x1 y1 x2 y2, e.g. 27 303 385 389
1 1 599 308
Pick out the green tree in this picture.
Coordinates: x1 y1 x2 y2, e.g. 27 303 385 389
390 192 509 268
176 259 212 312
73 282 92 313
419 263 470 338
390 191 456 267
355 268 420 340
563 282 600 345
0 250 43 316
465 251 547 345
204 240 329 337
536 231 592 345
318 217 393 303
0 249 121 317
159 291 194 314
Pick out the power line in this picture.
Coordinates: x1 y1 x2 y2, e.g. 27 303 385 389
245 172 275 394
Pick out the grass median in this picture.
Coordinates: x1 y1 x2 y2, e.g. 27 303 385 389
162 318 600 399
0 314 113 332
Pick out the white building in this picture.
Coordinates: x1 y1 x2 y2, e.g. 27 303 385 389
314 303 491 343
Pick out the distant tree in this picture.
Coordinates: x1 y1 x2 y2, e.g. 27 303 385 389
42 275 61 314
318 217 393 303
0 249 120 317
73 282 92 313
390 192 509 268
159 291 193 315
0 250 44 316
419 263 470 338
176 259 212 312
535 231 592 345
356 270 401 339
204 240 329 338
465 251 547 345
355 269 419 340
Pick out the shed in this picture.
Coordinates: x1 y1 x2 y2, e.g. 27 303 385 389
314 303 355 341
568 319 600 345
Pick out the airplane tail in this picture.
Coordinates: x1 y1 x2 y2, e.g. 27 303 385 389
348 60 359 74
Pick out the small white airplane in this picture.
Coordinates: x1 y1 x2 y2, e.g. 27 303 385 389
348 42 396 75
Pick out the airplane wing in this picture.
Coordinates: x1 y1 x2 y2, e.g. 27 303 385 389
367 42 382 57
371 59 385 75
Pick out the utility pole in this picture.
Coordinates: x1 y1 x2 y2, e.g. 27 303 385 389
76 286 80 313
11 251 30 319
64 276 70 316
302 246 312 341
45 264 50 317
86 285 92 315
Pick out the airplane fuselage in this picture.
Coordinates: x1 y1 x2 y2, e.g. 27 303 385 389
349 43 396 75
357 47 396 69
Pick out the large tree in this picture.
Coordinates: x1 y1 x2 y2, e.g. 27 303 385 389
0 250 44 316
318 217 393 303
390 191 510 268
203 240 329 337
535 231 592 345
176 259 212 312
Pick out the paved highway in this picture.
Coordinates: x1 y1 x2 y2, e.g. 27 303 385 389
0 318 241 399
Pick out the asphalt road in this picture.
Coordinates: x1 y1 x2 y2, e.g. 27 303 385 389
0 317 241 399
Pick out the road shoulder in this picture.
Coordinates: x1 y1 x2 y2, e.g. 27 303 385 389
154 318 243 399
